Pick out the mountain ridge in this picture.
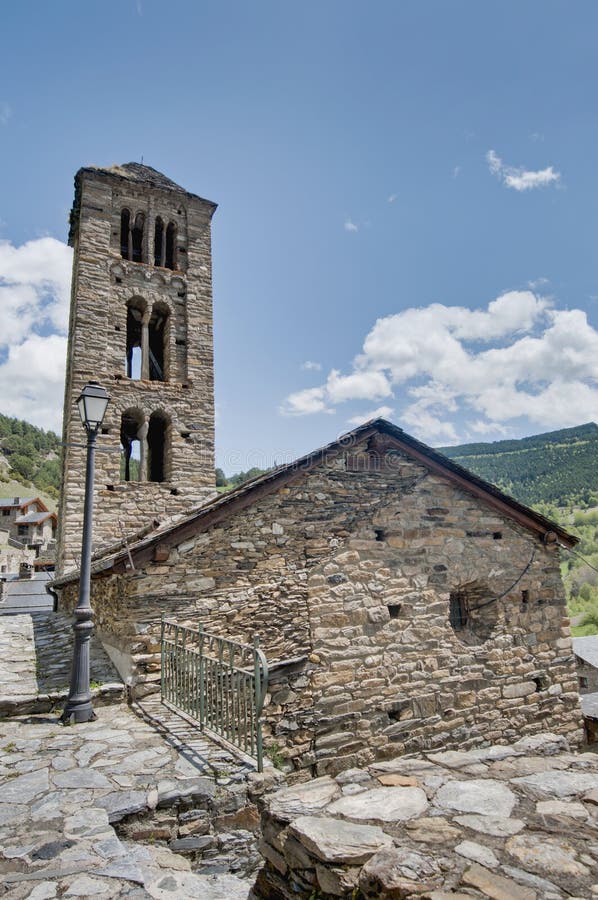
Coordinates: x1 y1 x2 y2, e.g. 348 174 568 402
439 422 598 507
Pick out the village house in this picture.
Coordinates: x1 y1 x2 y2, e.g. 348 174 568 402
53 162 584 775
0 497 57 565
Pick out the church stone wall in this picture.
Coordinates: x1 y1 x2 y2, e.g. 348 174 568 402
57 167 216 575
57 441 583 773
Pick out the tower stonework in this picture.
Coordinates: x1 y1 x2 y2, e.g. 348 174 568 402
57 163 217 574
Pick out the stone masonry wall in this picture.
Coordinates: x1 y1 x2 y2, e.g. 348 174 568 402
58 439 584 772
57 167 216 575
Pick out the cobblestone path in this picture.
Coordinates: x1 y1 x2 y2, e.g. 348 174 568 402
0 613 124 716
0 704 258 898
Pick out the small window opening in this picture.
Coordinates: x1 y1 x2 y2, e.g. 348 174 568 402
101 427 110 435
175 338 186 346
177 290 186 299
149 302 169 382
388 603 402 619
115 276 122 284
533 674 548 692
165 222 176 270
120 409 143 482
106 484 115 492
493 532 503 540
374 528 386 542
521 590 529 604
131 212 145 263
154 216 165 267
120 209 130 259
449 592 469 630
579 676 589 690
148 411 169 483
170 488 180 496
449 581 498 645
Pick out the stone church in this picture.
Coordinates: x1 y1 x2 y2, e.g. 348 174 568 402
53 163 584 774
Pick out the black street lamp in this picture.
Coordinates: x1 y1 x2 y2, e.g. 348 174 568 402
60 381 110 724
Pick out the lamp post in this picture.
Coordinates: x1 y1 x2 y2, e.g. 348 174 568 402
60 381 110 724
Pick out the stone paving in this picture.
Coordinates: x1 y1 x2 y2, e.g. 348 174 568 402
257 732 598 899
0 613 124 716
0 703 259 898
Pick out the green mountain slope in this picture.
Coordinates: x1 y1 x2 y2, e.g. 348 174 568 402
0 414 61 502
439 423 598 507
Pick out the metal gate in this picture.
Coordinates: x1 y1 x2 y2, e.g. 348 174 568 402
160 618 269 771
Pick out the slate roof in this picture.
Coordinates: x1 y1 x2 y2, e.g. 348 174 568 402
78 162 217 206
0 572 52 615
573 636 598 669
0 497 36 509
52 418 578 588
580 691 598 720
14 511 56 525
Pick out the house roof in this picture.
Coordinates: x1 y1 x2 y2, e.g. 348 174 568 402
0 497 49 514
14 512 56 525
52 418 578 589
573 636 598 669
580 691 598 720
0 497 36 510
0 572 53 615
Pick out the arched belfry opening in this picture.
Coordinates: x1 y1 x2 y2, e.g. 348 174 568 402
154 217 165 267
148 411 170 483
120 209 131 259
148 302 169 382
120 408 145 482
125 297 147 379
132 212 145 263
165 222 176 270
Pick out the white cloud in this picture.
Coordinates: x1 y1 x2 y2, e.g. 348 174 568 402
387 194 397 204
326 369 392 403
280 290 598 443
344 219 358 232
301 360 322 372
347 405 394 427
486 149 561 191
470 420 511 437
0 237 72 432
0 335 67 432
452 166 461 179
0 102 11 126
280 386 333 417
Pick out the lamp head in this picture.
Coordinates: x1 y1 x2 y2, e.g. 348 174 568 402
76 381 110 432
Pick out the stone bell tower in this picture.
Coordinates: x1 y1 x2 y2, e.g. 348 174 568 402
57 163 217 574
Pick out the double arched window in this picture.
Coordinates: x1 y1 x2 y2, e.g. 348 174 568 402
154 217 177 269
125 298 169 382
120 409 170 483
121 209 145 262
121 208 179 270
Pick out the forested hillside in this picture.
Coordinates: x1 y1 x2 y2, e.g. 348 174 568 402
0 414 61 499
439 423 598 507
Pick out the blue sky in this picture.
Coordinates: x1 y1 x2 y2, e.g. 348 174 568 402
0 0 597 471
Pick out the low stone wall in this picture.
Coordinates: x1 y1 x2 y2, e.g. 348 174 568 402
255 732 598 899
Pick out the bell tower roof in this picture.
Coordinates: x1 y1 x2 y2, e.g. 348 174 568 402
86 162 198 195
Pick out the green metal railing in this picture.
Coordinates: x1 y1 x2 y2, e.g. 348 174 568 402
160 618 269 771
